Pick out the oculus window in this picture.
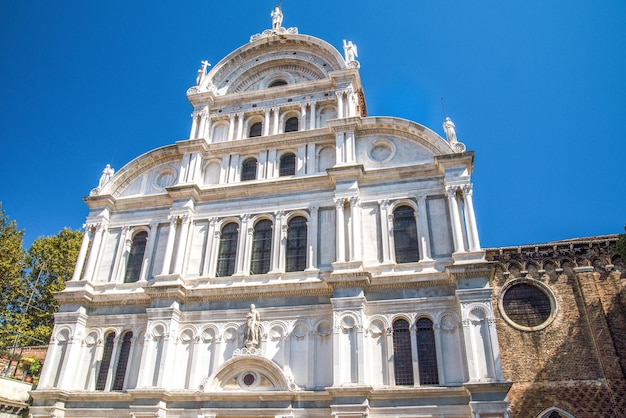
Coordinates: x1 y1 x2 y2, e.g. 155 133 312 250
499 279 556 331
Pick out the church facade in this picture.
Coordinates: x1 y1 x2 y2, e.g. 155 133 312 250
31 9 512 418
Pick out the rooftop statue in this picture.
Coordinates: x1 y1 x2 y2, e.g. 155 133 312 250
196 60 210 86
443 117 458 144
271 6 283 30
343 40 358 63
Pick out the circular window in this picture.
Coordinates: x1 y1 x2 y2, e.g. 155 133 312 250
243 373 255 386
154 169 176 189
499 279 556 331
368 139 396 163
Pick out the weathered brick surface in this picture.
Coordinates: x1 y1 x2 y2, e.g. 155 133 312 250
487 236 626 418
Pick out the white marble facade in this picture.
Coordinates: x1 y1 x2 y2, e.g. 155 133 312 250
31 8 511 418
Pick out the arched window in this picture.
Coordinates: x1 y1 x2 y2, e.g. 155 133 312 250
249 122 262 137
112 331 133 391
416 318 439 385
124 231 148 283
96 332 115 391
286 216 307 272
269 80 287 87
216 223 239 277
279 152 296 176
285 116 299 133
393 205 419 263
241 158 258 181
251 219 272 275
392 319 414 386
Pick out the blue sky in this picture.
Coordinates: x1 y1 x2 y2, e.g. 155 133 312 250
1 0 625 248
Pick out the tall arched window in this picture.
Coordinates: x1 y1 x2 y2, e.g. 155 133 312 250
392 319 414 386
393 205 419 263
249 122 262 137
241 157 258 181
216 223 239 277
112 331 133 391
96 332 115 391
416 318 439 385
286 216 307 272
124 230 148 283
285 116 299 132
251 219 272 275
279 152 296 176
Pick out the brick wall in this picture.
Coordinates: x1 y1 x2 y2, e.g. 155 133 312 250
486 236 625 418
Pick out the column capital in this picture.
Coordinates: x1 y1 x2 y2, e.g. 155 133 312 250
462 183 474 196
445 185 459 197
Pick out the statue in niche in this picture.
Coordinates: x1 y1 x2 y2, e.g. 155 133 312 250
443 117 458 144
196 60 210 86
271 6 283 30
245 304 261 348
98 164 114 188
343 40 358 63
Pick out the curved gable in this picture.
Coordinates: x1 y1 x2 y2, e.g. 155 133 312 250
204 34 346 95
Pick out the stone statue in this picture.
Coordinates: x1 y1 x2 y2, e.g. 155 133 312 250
245 304 261 348
443 117 458 144
196 60 210 86
343 40 358 63
98 164 114 188
271 6 283 30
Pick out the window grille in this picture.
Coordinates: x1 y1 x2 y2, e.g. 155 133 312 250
502 283 552 328
124 231 148 283
279 153 296 176
95 333 115 390
249 122 262 137
286 216 307 272
392 319 414 385
393 205 419 263
416 318 439 385
251 220 272 274
241 158 258 181
112 332 133 391
284 117 299 132
216 223 238 277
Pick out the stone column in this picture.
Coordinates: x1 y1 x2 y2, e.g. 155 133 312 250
336 91 344 119
202 218 217 277
272 107 280 135
306 143 316 175
139 222 158 281
112 226 131 283
309 101 316 130
189 111 199 140
198 107 209 139
417 196 433 261
236 112 244 140
82 222 106 282
335 198 346 262
219 155 230 184
307 207 318 270
71 224 92 281
160 216 179 275
235 214 250 275
208 228 221 279
335 132 345 165
433 324 445 385
487 316 504 380
227 113 235 141
349 196 361 262
241 221 254 275
263 108 271 136
462 184 481 251
385 327 394 385
136 330 154 387
300 103 308 130
445 186 465 253
297 145 306 175
345 130 356 163
379 200 393 264
409 322 420 386
172 215 192 275
270 211 284 273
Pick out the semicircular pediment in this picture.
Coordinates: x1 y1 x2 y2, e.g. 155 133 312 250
204 354 296 392
204 34 346 95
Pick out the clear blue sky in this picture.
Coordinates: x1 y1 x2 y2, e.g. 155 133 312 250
1 1 624 248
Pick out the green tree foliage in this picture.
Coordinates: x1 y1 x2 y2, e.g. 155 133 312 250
0 205 26 349
0 214 83 350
